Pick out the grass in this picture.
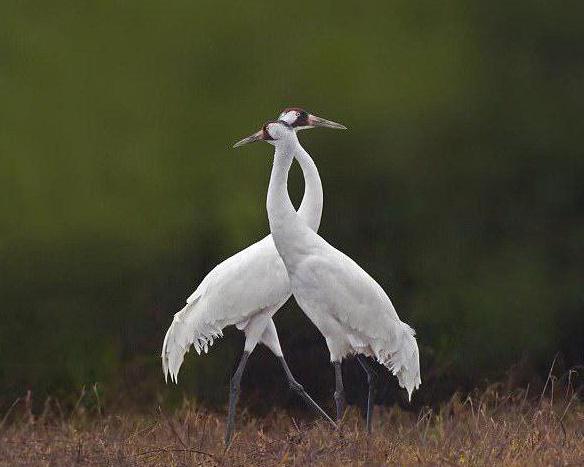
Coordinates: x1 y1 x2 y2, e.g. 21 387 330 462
1 383 583 466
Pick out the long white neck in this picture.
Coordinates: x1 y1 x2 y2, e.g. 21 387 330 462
266 136 318 271
266 143 297 235
296 140 323 232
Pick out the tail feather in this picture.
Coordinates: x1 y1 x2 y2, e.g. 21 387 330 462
161 297 224 384
374 322 421 401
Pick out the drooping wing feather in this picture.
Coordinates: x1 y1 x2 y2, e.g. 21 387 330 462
293 233 421 399
161 234 290 382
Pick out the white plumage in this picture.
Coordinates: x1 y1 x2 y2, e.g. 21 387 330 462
161 111 323 383
162 109 349 445
289 243 421 399
161 236 289 381
261 121 421 403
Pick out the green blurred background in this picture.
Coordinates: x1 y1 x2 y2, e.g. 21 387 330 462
1 1 583 412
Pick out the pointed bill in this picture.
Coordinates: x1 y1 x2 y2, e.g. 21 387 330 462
307 114 347 130
233 130 264 148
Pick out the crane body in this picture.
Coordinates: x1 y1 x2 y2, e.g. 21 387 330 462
236 119 421 433
162 109 343 444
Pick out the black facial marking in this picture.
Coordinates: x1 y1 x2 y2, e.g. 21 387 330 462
262 125 274 141
262 120 294 140
295 110 308 127
262 120 280 140
283 107 310 127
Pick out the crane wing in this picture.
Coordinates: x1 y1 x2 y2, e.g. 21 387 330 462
297 235 421 399
162 234 290 382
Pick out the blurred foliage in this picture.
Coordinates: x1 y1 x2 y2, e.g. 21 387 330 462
1 1 583 410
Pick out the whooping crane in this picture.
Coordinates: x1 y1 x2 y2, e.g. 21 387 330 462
162 109 345 444
234 120 421 433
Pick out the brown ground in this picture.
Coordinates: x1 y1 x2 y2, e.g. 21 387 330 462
1 387 583 466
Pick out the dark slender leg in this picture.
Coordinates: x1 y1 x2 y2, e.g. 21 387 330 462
225 351 250 445
333 361 345 422
357 355 378 434
278 357 337 428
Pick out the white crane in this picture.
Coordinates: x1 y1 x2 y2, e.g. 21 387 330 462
234 120 421 433
161 108 345 444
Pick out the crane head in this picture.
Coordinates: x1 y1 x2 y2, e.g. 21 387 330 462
278 108 347 131
233 120 285 148
233 110 346 148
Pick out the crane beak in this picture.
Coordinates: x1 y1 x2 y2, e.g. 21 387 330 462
307 114 347 130
233 130 264 148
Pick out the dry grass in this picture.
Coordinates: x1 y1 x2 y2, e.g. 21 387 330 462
1 386 583 466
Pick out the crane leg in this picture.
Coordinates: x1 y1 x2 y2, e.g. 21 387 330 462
333 361 345 423
225 351 250 445
278 357 337 428
357 355 378 434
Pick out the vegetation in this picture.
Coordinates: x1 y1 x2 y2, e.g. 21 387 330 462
1 384 583 465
